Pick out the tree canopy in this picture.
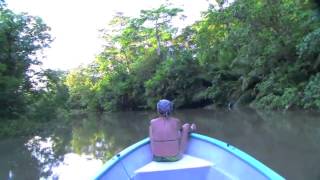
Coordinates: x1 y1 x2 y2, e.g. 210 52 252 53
0 4 52 117
65 1 320 111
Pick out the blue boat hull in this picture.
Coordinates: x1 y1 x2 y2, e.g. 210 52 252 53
94 133 284 180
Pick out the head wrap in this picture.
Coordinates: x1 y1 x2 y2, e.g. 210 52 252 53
157 99 173 117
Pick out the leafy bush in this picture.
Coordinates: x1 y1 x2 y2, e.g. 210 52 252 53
303 73 320 108
255 88 300 110
297 28 320 60
145 53 208 108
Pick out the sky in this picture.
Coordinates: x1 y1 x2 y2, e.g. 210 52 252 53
6 0 213 70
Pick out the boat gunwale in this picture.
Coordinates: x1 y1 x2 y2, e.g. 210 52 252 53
191 133 284 180
93 133 284 180
93 138 150 180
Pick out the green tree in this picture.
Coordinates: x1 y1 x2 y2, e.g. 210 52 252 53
66 1 320 111
139 4 183 56
66 4 185 111
0 5 52 118
27 70 70 122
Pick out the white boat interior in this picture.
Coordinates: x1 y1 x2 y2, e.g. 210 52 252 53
134 155 213 180
94 134 284 180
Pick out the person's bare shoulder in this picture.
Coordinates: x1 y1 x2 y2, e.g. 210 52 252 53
150 118 159 124
170 117 181 123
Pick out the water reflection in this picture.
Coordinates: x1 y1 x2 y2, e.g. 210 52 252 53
24 136 103 179
50 153 102 179
0 138 40 179
25 136 58 178
19 111 152 179
0 109 319 180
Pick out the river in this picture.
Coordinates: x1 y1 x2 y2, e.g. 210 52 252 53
0 108 319 180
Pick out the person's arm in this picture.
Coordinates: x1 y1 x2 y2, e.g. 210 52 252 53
149 121 154 153
149 120 154 139
149 125 152 139
176 119 182 132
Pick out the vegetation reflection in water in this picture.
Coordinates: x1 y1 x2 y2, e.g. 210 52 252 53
2 109 320 180
25 136 103 179
23 111 152 179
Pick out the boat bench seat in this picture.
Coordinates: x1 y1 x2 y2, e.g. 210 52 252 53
134 155 213 180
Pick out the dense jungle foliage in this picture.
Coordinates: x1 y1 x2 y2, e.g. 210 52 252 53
0 1 69 137
1 0 320 137
66 0 320 111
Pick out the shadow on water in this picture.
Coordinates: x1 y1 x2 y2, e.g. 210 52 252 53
0 108 319 179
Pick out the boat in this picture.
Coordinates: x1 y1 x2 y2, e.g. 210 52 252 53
93 133 284 180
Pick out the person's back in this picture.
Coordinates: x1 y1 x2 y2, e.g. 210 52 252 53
149 99 196 162
150 117 180 157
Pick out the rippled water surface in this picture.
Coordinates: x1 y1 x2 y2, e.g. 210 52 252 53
1 108 320 180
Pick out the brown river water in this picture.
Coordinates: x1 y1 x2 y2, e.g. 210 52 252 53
0 108 319 180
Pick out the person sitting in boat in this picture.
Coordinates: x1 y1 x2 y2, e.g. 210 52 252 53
149 99 196 162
